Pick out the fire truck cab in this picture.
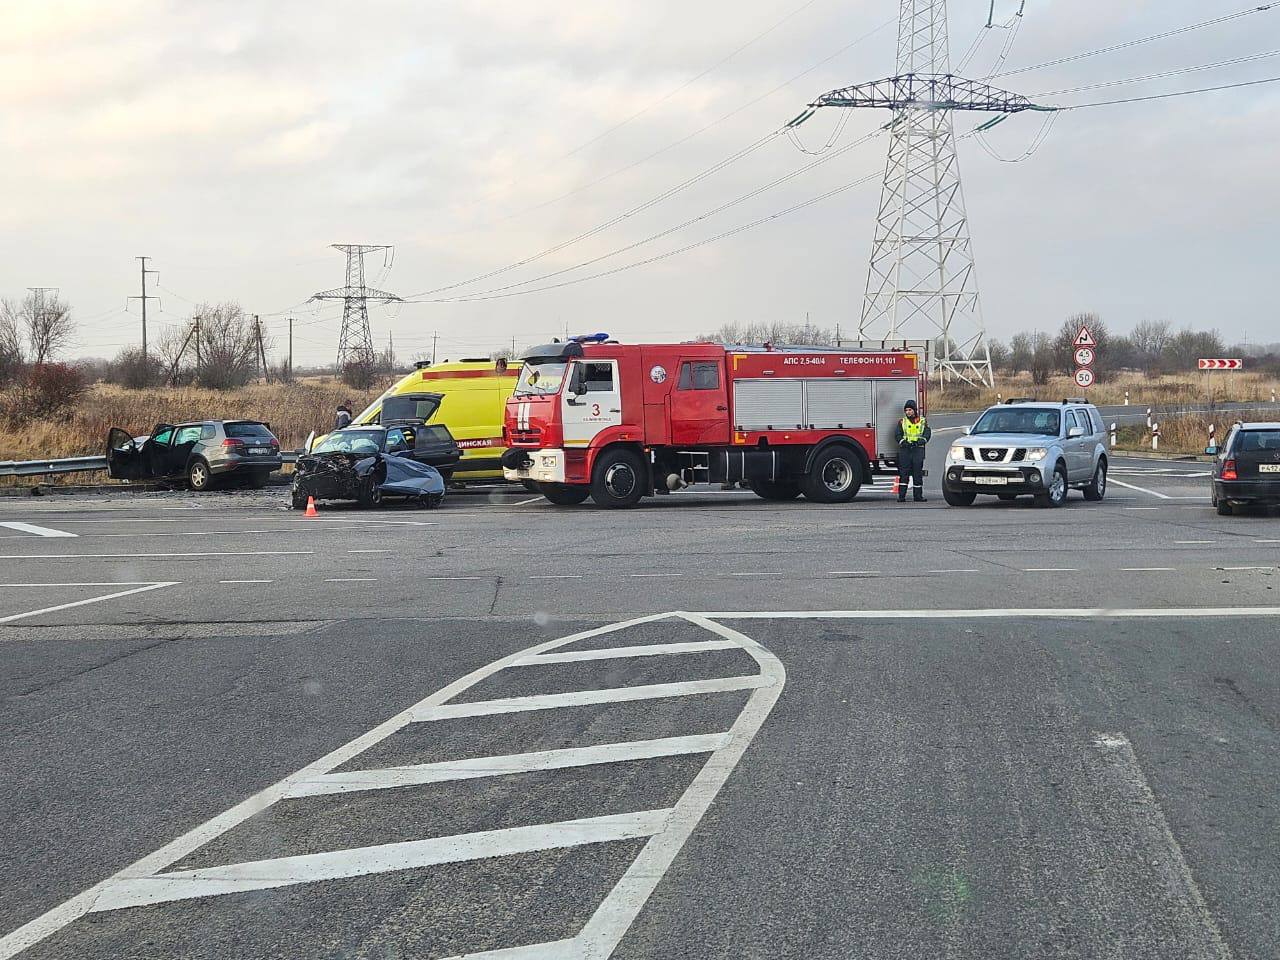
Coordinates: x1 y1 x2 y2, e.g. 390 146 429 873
502 337 926 508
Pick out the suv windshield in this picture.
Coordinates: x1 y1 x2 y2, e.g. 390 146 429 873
972 407 1061 436
313 429 383 455
515 361 567 397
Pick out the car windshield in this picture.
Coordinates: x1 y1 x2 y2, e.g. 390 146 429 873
514 361 567 396
1236 429 1280 452
972 408 1061 436
312 430 383 455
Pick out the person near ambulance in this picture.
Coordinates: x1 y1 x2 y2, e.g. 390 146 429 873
894 399 930 502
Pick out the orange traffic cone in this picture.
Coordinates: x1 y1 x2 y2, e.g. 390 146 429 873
304 496 318 518
891 476 900 498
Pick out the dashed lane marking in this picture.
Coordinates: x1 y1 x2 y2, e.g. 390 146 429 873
924 568 980 574
324 577 378 583
219 580 272 584
1120 567 1176 572
529 575 584 580
0 612 784 960
1123 507 1161 511
1108 478 1173 499
0 522 76 538
1023 568 1078 572
698 606 1280 620
0 550 312 560
628 573 683 578
1175 540 1215 544
0 581 178 626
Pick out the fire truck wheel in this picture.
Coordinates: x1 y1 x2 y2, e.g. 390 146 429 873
590 448 646 508
751 480 802 502
540 483 591 506
802 446 862 504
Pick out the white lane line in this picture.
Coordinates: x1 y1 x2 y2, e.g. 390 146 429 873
1122 507 1161 511
0 522 76 538
1120 567 1176 572
529 575 584 580
286 734 729 799
218 580 273 584
827 570 881 576
324 577 377 583
519 639 739 665
412 674 769 721
514 497 545 506
700 607 1280 620
0 582 178 626
1023 567 1078 572
0 582 159 587
91 810 670 912
1217 566 1274 571
0 550 312 560
924 568 980 574
1108 478 1173 500
348 549 393 554
1175 540 1215 545
1255 539 1280 544
628 573 683 578
1092 734 1232 960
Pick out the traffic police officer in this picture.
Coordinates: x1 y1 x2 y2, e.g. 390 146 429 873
894 399 930 502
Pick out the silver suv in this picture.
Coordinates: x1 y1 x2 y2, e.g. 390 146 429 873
942 399 1108 508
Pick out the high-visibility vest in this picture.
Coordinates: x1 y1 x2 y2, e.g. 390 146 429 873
900 416 926 443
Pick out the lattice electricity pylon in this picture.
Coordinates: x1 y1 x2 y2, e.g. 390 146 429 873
809 0 1046 388
312 244 400 370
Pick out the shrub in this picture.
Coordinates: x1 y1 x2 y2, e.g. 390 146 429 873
2 362 89 422
106 347 165 389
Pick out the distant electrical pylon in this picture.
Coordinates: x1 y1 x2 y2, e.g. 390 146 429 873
810 0 1046 388
311 245 400 371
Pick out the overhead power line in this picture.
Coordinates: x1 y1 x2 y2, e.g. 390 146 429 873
1058 73 1280 109
990 3 1275 80
1031 46 1280 97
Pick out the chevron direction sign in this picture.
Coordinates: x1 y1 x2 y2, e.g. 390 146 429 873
1198 358 1243 370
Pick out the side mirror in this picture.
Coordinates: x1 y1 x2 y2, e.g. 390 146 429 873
962 425 971 435
1068 426 1084 438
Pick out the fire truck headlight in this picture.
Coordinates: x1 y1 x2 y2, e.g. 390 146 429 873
541 455 556 467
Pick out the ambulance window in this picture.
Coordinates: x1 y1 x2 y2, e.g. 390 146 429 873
582 362 614 393
678 361 720 391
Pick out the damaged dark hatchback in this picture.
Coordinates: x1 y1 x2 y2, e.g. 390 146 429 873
291 422 461 510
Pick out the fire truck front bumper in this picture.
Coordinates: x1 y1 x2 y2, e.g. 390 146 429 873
503 448 566 484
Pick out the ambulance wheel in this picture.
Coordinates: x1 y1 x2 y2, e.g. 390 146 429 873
540 483 590 506
752 480 802 502
590 449 646 509
801 447 862 504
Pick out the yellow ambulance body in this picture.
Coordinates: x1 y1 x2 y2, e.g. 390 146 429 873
350 359 519 480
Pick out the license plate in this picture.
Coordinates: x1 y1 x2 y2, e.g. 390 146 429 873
1260 464 1280 473
973 476 1008 486
248 447 267 455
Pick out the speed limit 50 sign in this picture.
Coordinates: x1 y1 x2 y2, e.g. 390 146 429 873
1074 367 1095 388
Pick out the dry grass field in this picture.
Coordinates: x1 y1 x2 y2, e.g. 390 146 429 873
929 371 1278 412
1 379 383 465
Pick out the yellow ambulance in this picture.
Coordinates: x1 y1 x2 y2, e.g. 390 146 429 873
347 358 520 481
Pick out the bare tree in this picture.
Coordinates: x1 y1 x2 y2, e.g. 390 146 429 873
1129 319 1172 375
21 291 75 363
1008 332 1033 374
1029 332 1055 385
0 300 24 384
699 320 834 346
155 323 196 384
195 302 262 390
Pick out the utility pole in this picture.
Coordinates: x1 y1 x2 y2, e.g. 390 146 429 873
128 257 159 363
802 0 1044 388
253 314 269 383
287 317 293 382
431 331 438 364
194 314 202 383
310 244 400 375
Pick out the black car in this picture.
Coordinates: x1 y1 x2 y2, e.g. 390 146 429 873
106 420 283 490
1210 422 1280 515
292 422 462 509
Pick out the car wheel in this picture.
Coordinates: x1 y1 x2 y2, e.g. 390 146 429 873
357 480 383 508
291 488 309 510
802 446 862 504
943 487 976 506
188 459 212 491
1036 463 1068 508
589 448 646 509
1082 460 1107 502
1216 498 1234 516
540 483 591 506
752 480 803 502
416 493 443 509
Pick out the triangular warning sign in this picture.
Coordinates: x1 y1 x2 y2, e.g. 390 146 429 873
1074 326 1096 347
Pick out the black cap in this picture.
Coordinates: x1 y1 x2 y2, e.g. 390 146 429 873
904 399 918 411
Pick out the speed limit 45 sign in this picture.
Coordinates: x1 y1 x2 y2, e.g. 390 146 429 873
1074 347 1095 367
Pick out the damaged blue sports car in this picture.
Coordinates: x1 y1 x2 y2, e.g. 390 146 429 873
291 423 461 510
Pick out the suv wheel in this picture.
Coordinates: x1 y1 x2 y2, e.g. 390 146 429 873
802 446 862 504
1082 460 1107 501
943 487 976 507
1216 498 1234 517
590 448 646 508
1036 463 1068 508
188 459 212 491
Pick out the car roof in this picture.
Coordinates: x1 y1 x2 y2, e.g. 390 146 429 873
1237 422 1280 430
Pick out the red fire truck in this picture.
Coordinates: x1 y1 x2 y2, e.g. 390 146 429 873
501 336 927 508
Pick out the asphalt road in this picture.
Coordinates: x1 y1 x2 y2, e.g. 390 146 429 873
1 450 1278 959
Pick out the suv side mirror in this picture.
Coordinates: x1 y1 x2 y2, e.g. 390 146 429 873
962 425 971 435
1068 426 1084 438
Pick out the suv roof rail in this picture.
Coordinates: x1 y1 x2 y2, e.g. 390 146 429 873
1062 397 1088 404
1005 397 1036 404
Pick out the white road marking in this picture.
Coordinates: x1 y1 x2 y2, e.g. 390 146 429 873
1108 478 1173 499
1023 568 1078 572
700 606 1280 620
924 568 980 574
0 522 76 538
1122 507 1161 511
628 573 682 578
219 580 272 584
324 577 377 583
529 574 584 580
412 675 770 721
1217 566 1274 572
1175 540 1215 545
1255 539 1280 544
827 570 881 576
514 497 545 506
0 550 312 560
0 582 178 626
0 581 159 587
286 734 729 799
1120 567 1176 572
0 611 783 960
91 810 671 912
519 639 739 665
1092 733 1233 960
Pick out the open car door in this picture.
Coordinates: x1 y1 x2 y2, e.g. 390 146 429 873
410 424 462 472
105 427 145 480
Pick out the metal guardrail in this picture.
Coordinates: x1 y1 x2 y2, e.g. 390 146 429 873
1 451 303 478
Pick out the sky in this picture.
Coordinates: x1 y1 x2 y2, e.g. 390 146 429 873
3 0 1278 366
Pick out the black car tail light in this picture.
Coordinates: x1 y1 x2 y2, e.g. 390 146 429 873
1222 459 1238 480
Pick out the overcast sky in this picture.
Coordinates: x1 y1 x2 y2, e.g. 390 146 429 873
3 0 1278 365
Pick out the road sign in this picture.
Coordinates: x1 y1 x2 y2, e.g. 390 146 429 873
1074 347 1095 367
1074 325 1096 347
1198 358 1243 370
1075 367 1095 388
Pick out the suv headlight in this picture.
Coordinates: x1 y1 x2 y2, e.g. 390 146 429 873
949 445 966 461
1025 447 1049 461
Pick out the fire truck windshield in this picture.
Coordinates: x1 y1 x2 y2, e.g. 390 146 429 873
514 361 567 397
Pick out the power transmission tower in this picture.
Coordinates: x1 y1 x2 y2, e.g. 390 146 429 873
808 1 1045 388
127 257 159 363
311 245 400 373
